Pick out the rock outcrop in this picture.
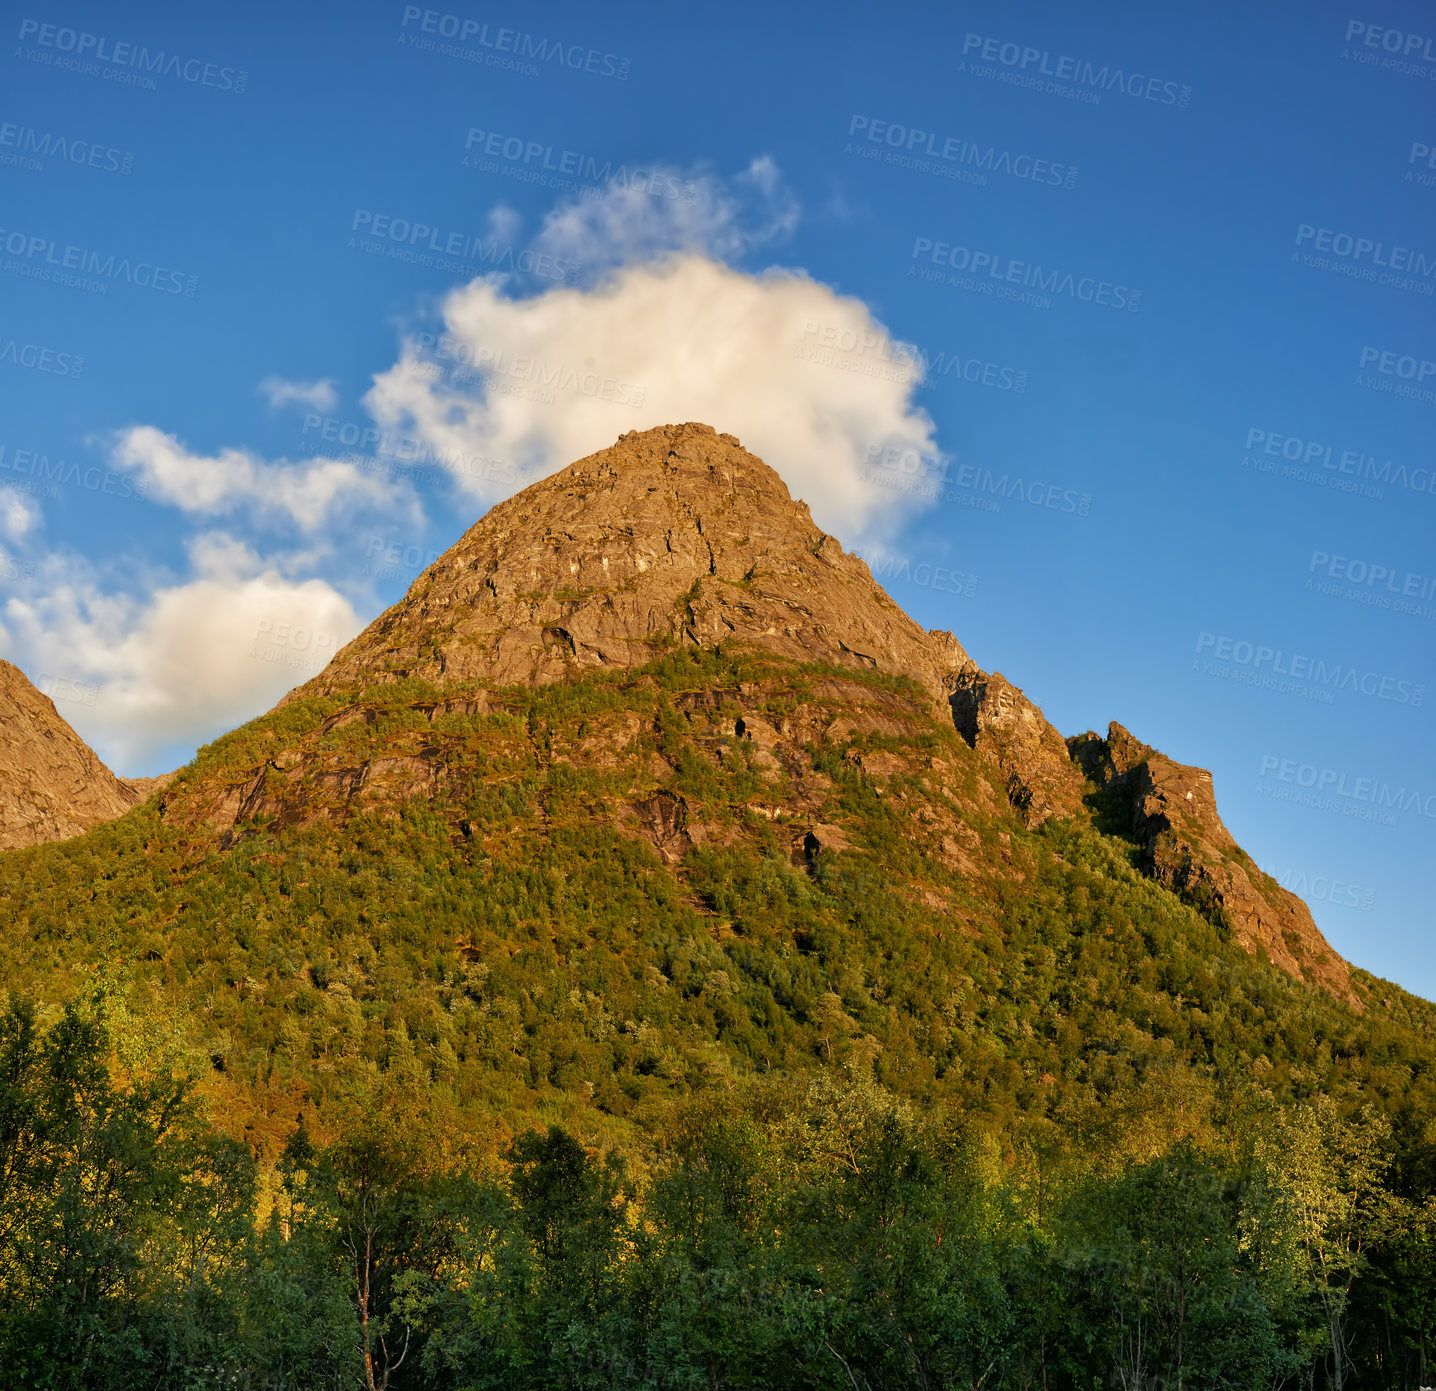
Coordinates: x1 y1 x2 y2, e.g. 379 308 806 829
949 669 1085 825
0 660 160 850
1069 722 1354 1001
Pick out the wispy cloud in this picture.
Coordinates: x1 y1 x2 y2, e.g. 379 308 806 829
531 156 799 280
258 375 339 412
111 426 420 533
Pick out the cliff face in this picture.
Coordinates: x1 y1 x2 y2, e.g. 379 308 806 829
949 670 1086 826
0 659 158 850
1069 722 1354 1002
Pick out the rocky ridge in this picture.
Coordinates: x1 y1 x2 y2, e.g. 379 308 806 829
1069 722 1353 1000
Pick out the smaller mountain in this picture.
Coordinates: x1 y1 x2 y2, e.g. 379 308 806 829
0 659 166 850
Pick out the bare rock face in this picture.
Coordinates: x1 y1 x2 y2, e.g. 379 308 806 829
1069 722 1355 1002
0 660 148 849
949 669 1086 825
286 423 973 715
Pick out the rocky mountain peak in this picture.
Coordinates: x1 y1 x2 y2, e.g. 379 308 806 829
0 659 157 849
289 422 973 711
165 423 1354 1003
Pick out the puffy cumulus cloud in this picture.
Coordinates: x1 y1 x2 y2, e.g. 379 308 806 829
532 157 799 278
259 375 339 412
0 486 41 543
1 535 361 771
365 253 943 543
111 426 419 533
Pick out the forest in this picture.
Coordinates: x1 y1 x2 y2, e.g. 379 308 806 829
3 991 1433 1390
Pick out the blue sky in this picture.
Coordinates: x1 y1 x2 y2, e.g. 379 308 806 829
1 0 1433 996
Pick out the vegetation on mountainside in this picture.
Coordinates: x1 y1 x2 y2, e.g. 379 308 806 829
2 648 1434 1387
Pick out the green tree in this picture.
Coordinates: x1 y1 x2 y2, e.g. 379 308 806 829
1258 1098 1395 1391
281 1125 465 1391
0 994 255 1389
1069 1142 1288 1391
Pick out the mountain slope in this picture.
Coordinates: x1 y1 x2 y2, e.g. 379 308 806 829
0 659 163 850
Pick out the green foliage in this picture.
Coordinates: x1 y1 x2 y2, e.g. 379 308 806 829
0 995 257 1388
1 1007 1434 1388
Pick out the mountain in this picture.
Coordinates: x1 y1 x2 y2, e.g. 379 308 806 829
161 421 1349 1000
0 658 168 850
2 421 1426 1171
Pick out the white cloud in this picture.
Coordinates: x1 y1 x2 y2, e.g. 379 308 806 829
2 541 360 771
532 157 799 279
365 252 942 543
111 425 419 533
259 375 339 412
0 487 41 543
486 204 523 245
